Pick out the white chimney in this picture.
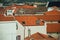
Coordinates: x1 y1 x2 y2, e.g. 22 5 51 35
33 4 37 8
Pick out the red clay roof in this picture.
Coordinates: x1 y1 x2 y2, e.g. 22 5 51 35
25 32 57 40
47 23 60 32
0 7 5 14
15 15 60 26
5 5 36 10
1 14 60 23
43 15 60 21
35 15 60 21
45 10 60 15
0 14 4 16
0 16 15 21
15 16 44 26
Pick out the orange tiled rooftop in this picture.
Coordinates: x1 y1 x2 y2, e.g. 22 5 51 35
25 32 57 40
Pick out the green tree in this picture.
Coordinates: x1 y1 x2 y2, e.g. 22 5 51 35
0 0 3 3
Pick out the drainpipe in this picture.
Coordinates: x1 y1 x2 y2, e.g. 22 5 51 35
28 27 31 37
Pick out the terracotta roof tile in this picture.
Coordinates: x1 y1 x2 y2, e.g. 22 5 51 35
15 16 44 26
36 15 60 21
45 10 60 15
0 14 4 16
0 7 5 14
0 16 15 21
25 32 57 40
44 15 60 21
47 23 60 32
15 15 60 26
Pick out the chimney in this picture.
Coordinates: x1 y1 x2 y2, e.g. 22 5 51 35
33 4 37 8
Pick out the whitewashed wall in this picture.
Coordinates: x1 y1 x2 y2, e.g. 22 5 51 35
24 23 47 37
0 21 16 40
16 21 24 40
0 21 47 40
17 21 47 40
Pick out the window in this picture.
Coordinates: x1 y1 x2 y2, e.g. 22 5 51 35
7 10 13 15
16 23 18 30
16 35 21 40
7 10 12 13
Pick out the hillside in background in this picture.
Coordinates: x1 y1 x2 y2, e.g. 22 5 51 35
0 0 60 3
